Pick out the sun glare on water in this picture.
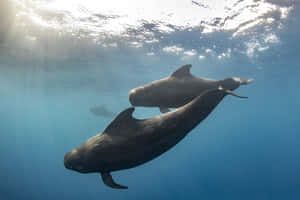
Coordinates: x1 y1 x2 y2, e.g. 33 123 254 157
28 0 292 34
11 0 293 59
45 0 214 26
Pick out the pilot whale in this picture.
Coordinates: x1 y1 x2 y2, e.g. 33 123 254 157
129 64 253 113
64 87 247 189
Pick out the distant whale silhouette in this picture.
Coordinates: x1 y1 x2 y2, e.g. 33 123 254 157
89 105 115 118
64 87 247 189
129 64 253 113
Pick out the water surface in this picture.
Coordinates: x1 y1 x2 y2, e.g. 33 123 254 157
0 0 300 199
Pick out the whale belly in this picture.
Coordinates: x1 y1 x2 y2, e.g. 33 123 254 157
103 120 188 172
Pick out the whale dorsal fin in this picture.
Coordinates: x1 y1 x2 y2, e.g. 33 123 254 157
170 64 192 78
104 107 135 135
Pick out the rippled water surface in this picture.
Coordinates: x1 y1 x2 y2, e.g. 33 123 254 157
1 0 300 199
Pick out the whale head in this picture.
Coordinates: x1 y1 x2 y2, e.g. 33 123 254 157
129 88 139 106
64 134 108 173
63 146 100 174
64 149 88 173
129 86 155 107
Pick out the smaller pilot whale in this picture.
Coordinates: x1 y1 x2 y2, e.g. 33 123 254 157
64 87 247 189
129 64 253 113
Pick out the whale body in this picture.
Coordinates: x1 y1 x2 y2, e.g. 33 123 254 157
64 87 247 189
129 64 252 113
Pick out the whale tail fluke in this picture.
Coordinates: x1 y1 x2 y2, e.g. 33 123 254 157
100 172 128 189
240 78 254 85
225 89 248 98
218 86 248 98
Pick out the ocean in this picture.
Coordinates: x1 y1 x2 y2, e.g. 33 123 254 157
0 0 300 199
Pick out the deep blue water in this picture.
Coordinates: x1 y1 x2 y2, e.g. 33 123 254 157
1 1 300 200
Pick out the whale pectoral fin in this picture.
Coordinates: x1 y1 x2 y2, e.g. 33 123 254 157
159 107 170 113
100 172 128 189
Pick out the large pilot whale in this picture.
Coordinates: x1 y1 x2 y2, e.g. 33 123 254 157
64 87 247 189
129 64 253 113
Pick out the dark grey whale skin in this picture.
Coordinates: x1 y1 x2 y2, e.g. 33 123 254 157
64 87 244 189
129 64 252 111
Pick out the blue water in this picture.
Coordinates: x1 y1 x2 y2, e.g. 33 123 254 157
1 1 300 200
